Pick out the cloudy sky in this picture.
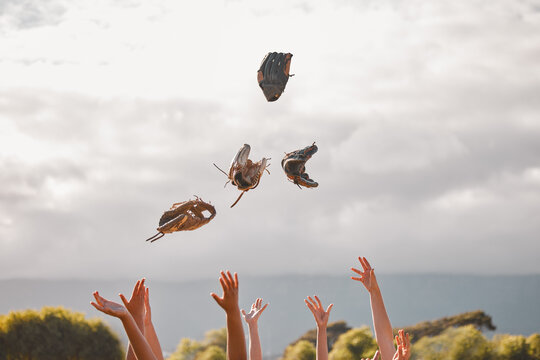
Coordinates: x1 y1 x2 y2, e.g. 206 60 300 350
1 0 539 281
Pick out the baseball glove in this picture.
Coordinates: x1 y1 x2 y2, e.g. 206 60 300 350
145 197 216 243
282 143 318 188
257 52 293 102
214 144 270 207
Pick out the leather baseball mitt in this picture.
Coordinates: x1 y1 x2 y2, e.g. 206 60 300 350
257 52 293 102
214 144 270 207
145 197 216 243
282 143 318 188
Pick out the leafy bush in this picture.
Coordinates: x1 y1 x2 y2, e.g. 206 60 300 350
0 306 123 360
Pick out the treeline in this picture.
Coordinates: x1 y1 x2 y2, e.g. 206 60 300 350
0 307 124 360
170 310 539 360
0 307 539 360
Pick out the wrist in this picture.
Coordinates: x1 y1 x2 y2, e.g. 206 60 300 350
317 324 328 332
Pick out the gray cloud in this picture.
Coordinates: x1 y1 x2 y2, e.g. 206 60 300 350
0 0 539 280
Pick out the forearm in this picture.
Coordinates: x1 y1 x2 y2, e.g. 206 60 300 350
120 315 157 360
369 287 395 360
126 316 145 360
247 323 262 360
145 320 164 360
316 327 328 360
226 309 247 360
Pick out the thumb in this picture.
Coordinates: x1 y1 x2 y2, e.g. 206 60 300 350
119 293 129 308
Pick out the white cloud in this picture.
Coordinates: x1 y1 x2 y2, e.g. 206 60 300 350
0 0 539 278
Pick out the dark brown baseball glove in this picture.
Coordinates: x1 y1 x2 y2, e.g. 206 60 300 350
282 143 318 188
257 52 293 102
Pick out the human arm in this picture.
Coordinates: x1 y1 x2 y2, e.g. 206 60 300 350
210 271 247 360
144 287 165 360
124 279 146 360
351 257 395 360
91 291 157 360
241 298 268 360
305 296 333 360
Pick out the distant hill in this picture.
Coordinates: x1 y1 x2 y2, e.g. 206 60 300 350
1 274 539 357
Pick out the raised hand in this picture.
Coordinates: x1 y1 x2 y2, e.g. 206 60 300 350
393 330 411 360
123 278 146 326
91 291 129 318
242 298 268 326
210 270 246 360
210 271 240 313
305 295 333 329
351 257 378 293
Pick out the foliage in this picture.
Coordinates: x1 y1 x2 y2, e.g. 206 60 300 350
290 321 352 351
196 345 226 360
411 325 493 360
493 334 530 360
329 326 378 360
168 328 227 360
400 310 496 343
527 334 540 360
281 340 316 360
0 306 123 360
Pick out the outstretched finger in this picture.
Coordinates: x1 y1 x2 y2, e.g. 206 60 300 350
373 350 380 360
314 295 323 309
307 296 317 308
362 257 371 269
138 278 146 295
234 272 239 288
260 303 268 314
326 303 334 314
304 299 315 312
91 302 104 312
351 267 364 276
358 256 369 271
93 291 103 305
210 292 223 306
225 271 234 287
119 293 129 308
144 288 150 306
351 276 364 282
219 277 229 293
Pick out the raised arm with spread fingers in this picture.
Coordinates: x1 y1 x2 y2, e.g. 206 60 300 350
91 291 157 360
211 271 247 360
242 298 268 360
124 279 146 360
351 257 395 360
305 295 333 360
144 287 164 360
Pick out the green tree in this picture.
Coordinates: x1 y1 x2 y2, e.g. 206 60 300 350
169 328 227 360
282 340 316 360
0 306 123 360
527 334 540 360
493 334 531 360
411 325 492 360
196 345 226 360
328 326 378 360
169 338 205 360
202 328 227 349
